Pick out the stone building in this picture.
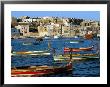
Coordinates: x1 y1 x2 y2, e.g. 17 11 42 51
16 22 29 37
38 26 48 37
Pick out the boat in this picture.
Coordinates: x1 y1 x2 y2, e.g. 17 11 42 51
11 61 72 77
11 50 51 56
70 41 79 44
53 53 99 61
54 35 59 39
64 48 81 52
44 36 51 39
22 42 40 45
53 35 62 39
69 40 84 44
79 46 94 51
23 43 32 45
64 46 93 52
74 36 78 38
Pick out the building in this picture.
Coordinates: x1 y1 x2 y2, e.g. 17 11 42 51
80 20 100 37
62 26 70 37
62 18 70 26
38 26 48 37
16 22 29 37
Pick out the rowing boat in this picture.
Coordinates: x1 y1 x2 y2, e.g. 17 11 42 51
64 46 93 52
11 50 51 56
53 54 99 61
11 61 72 77
69 40 84 44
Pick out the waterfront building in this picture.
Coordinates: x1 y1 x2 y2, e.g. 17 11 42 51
46 25 54 36
62 26 70 37
16 22 29 37
22 18 38 23
38 26 48 37
62 18 70 26
80 20 100 37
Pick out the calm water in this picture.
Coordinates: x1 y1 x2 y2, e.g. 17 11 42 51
11 37 100 77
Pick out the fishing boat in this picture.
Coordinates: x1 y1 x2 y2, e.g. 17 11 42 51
22 43 32 45
79 46 94 51
64 46 93 52
69 40 84 43
11 61 72 77
53 53 99 61
11 50 51 56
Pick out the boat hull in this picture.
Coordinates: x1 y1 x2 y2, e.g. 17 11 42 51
64 46 93 52
11 63 72 77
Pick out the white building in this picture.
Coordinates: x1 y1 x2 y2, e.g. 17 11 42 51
62 18 70 26
22 18 38 22
46 25 54 36
15 22 29 36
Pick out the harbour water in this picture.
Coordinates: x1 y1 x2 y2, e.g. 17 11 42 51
11 37 100 77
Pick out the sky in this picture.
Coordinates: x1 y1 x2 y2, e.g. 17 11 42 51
11 11 100 21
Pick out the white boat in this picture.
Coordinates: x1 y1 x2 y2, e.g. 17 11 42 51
44 36 50 39
54 36 59 39
11 50 51 56
74 36 78 38
70 41 79 44
22 43 32 45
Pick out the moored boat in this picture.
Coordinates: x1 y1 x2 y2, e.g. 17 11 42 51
11 61 72 77
53 53 99 61
22 43 32 45
11 50 51 56
79 46 93 51
64 46 93 52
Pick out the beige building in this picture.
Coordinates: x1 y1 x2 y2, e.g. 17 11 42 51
62 26 70 37
80 20 100 36
38 26 48 37
16 22 29 37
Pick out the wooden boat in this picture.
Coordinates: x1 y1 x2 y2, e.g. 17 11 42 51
11 50 51 56
11 62 72 77
53 54 99 61
64 46 93 52
70 41 79 44
22 42 40 45
79 46 93 51
69 40 84 44
64 48 81 52
23 43 32 45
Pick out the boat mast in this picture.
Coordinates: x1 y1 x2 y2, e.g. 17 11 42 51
69 48 72 61
48 40 51 50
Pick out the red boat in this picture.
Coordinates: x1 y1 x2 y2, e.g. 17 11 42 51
64 46 93 52
79 46 93 51
11 62 72 77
